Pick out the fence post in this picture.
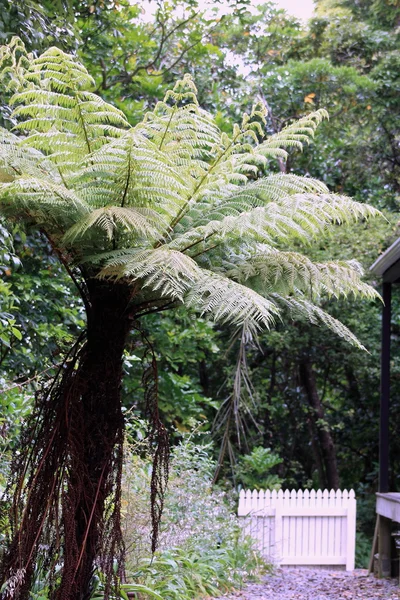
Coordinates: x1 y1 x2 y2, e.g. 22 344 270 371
346 489 356 571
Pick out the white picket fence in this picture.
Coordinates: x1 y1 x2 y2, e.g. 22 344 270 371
238 489 356 570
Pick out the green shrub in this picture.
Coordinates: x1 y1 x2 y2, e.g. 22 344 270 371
235 446 283 491
355 531 371 569
117 430 266 599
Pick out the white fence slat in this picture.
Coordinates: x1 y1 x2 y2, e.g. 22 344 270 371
302 489 310 558
239 488 356 570
346 489 356 571
315 489 323 559
328 489 335 558
295 490 302 559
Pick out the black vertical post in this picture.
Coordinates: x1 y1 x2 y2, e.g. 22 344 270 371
379 281 391 494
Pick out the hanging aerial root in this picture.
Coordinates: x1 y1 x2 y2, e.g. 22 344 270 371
0 329 126 600
0 335 85 599
133 322 170 554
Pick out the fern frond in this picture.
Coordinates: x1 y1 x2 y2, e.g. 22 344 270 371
274 293 367 350
259 110 329 160
76 130 187 214
99 247 202 301
0 176 86 224
186 272 279 331
169 193 380 254
63 206 166 244
6 46 129 176
29 46 95 92
98 248 279 332
226 250 380 301
0 128 60 183
0 37 32 96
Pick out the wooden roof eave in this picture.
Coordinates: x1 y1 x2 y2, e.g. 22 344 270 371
371 237 400 283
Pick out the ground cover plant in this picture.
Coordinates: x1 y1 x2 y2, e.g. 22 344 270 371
0 35 382 599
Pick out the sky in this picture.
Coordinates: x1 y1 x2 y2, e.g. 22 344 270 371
274 0 315 20
192 0 316 21
141 0 317 23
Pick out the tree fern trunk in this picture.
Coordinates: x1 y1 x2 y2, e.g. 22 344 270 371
58 280 132 599
0 281 133 600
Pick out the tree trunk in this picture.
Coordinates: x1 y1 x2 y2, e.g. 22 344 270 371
58 280 132 599
306 410 327 488
0 280 133 600
299 360 340 490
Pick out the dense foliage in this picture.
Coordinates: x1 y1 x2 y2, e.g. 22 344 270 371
0 0 398 592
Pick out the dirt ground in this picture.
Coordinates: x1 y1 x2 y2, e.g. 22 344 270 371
216 568 400 600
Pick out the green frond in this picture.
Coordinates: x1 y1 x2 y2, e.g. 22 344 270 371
0 176 86 225
0 128 60 183
97 248 279 332
12 90 129 169
76 130 188 217
63 206 166 245
0 37 32 95
274 294 367 350
163 74 200 107
225 250 380 301
259 109 329 159
99 247 202 301
173 174 329 237
4 45 129 176
169 193 380 254
186 272 280 331
0 42 381 348
29 46 95 92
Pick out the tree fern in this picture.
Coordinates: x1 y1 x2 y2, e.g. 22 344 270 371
0 43 379 343
0 38 383 599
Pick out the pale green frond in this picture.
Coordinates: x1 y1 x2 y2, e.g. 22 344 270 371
63 206 166 244
186 272 280 331
225 250 380 301
274 293 366 350
12 91 129 163
0 128 61 183
0 37 33 95
179 174 329 230
5 46 129 176
30 46 95 92
259 109 329 157
0 176 87 225
76 130 188 213
138 75 221 159
99 247 202 301
170 193 381 254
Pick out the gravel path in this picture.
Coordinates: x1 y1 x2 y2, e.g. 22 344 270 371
217 569 400 599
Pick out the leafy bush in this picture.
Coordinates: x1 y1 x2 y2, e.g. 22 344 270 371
355 531 372 569
235 446 283 491
118 430 266 599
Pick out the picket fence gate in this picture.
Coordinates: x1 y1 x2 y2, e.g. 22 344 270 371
238 488 356 570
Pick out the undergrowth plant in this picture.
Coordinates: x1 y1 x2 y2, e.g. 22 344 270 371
235 446 283 491
119 434 266 599
0 36 381 598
